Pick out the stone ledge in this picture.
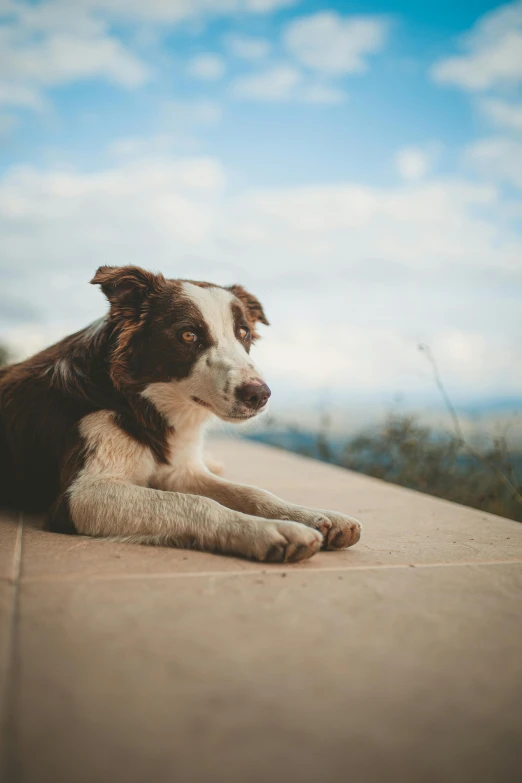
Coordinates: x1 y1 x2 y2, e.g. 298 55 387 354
1 437 521 783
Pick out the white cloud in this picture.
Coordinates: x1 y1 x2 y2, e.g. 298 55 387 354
108 134 182 158
5 1 108 36
0 83 46 110
0 0 296 111
0 3 150 110
230 66 301 100
186 54 226 80
228 179 515 274
244 0 297 10
254 322 522 399
162 98 222 127
479 98 522 131
230 67 347 104
1 32 150 88
109 100 223 156
1 152 521 398
226 34 270 60
301 83 346 105
431 1 522 91
466 137 522 189
395 147 431 181
283 11 388 75
10 0 298 26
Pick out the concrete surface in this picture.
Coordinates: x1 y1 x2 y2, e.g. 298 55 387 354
1 437 522 783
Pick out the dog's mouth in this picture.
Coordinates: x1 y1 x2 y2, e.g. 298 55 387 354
192 396 212 410
223 413 257 421
192 396 258 421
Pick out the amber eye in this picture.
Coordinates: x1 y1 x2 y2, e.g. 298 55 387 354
238 326 250 340
181 330 197 343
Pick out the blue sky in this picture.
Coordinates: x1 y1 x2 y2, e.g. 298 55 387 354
1 0 507 182
1 0 522 414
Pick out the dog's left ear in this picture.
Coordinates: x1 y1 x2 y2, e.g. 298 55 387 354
228 285 269 337
91 265 165 317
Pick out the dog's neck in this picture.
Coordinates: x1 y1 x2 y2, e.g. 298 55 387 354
142 382 214 464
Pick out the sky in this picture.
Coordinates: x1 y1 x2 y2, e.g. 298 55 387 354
0 0 521 415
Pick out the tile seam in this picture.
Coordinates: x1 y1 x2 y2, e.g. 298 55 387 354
0 512 23 782
17 557 522 584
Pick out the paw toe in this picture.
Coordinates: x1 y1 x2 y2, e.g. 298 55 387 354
265 543 285 563
324 519 361 550
313 515 332 536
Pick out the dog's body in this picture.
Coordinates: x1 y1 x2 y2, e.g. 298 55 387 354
0 266 360 562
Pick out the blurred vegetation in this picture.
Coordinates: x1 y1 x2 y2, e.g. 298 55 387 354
0 343 10 367
255 345 522 523
343 414 522 522
250 413 522 523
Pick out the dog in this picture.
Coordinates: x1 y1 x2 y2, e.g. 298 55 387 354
0 266 361 562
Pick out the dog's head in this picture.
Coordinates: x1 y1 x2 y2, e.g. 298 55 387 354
91 265 270 422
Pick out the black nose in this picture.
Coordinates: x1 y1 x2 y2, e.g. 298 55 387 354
236 382 271 411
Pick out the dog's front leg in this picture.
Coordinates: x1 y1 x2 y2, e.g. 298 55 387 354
48 410 322 563
62 478 322 563
162 470 361 550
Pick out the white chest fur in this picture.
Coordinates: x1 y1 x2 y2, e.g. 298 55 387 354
146 388 214 491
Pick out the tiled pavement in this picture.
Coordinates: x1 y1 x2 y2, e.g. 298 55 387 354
1 438 521 783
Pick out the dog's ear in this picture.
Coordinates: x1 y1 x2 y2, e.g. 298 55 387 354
228 285 269 338
91 266 165 316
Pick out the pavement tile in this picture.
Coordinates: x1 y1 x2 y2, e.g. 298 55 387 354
8 563 522 783
19 439 522 581
20 513 276 580
0 582 15 774
212 438 522 564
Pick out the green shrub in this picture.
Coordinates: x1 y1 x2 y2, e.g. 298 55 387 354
340 415 522 523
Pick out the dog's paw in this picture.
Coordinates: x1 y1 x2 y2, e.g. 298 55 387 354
276 506 361 550
319 511 361 550
256 521 323 564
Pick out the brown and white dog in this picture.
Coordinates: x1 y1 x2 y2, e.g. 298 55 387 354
0 266 361 563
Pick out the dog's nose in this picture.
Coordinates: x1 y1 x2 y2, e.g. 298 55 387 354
236 381 271 411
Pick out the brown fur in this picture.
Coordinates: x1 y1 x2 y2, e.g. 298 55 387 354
227 284 269 340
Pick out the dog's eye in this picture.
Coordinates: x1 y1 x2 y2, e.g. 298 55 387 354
180 330 197 343
238 326 250 340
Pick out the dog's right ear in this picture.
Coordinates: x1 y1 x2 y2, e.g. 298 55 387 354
91 266 165 316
